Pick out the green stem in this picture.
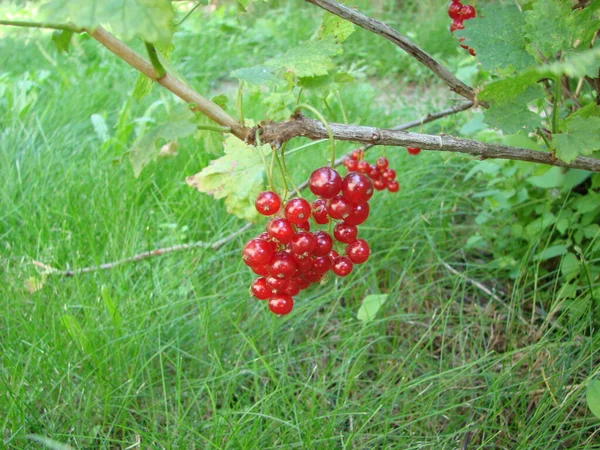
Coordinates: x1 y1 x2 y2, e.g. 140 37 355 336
551 77 561 134
538 129 554 153
274 149 289 199
237 83 245 126
0 19 80 32
295 104 336 168
197 124 231 133
256 130 274 191
145 42 166 79
280 143 302 198
295 88 304 107
336 90 348 124
176 1 203 26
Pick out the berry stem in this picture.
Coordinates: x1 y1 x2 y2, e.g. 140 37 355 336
295 103 336 168
336 90 349 124
280 142 303 198
237 82 245 126
256 130 274 191
273 147 290 199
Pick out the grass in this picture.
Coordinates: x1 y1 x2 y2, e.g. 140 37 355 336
1 1 599 449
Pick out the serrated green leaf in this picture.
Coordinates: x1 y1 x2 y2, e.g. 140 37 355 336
554 116 600 163
483 85 544 134
265 39 341 78
129 104 198 177
186 136 271 222
526 166 565 188
587 379 600 420
535 244 568 261
357 294 388 322
561 253 581 278
314 13 354 43
195 115 225 156
524 0 572 56
51 29 73 54
230 65 280 88
132 74 153 101
41 0 174 44
456 4 534 71
539 47 600 79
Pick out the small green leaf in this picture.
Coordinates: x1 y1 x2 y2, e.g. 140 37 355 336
51 29 73 54
231 65 280 88
61 315 93 356
101 285 122 333
186 136 271 222
586 379 600 420
535 245 568 261
561 253 581 279
132 74 153 101
265 39 341 78
524 0 572 57
526 167 565 188
357 294 389 322
553 116 600 163
314 13 354 43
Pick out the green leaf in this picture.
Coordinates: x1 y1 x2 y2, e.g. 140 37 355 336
186 136 271 222
527 166 565 188
539 47 600 79
484 86 544 134
357 294 389 322
561 252 581 279
61 315 93 356
535 244 568 261
41 0 175 44
129 104 198 177
456 4 534 71
265 39 341 78
586 379 600 419
101 285 122 334
51 29 73 54
132 74 153 101
230 65 280 88
524 0 572 57
554 116 600 163
314 13 354 43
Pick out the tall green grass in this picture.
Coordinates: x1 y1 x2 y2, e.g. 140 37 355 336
1 1 598 449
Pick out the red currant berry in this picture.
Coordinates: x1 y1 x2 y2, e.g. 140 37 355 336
344 202 370 226
351 149 363 160
268 294 294 315
296 221 310 232
266 276 289 291
460 4 476 19
346 239 370 264
368 165 381 180
311 255 332 274
290 252 312 272
376 157 388 170
242 239 274 267
297 277 312 290
407 147 421 155
347 159 358 171
450 18 465 33
251 278 272 300
255 191 281 216
312 231 333 257
448 2 463 19
304 271 324 283
357 160 370 173
284 278 301 296
312 198 329 225
251 264 270 277
334 222 358 244
268 252 298 279
309 167 342 199
267 218 294 244
284 198 311 225
387 180 400 193
382 168 396 180
328 250 339 262
332 256 353 277
342 172 374 204
291 231 317 256
327 195 353 220
374 178 387 191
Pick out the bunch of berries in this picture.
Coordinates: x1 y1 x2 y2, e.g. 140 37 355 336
243 166 377 316
342 150 399 193
448 0 477 56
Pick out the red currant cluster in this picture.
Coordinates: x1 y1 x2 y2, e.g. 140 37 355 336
342 150 399 193
448 0 476 56
242 166 375 316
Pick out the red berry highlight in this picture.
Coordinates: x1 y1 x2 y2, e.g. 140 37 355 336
255 191 281 216
309 167 342 199
268 294 294 315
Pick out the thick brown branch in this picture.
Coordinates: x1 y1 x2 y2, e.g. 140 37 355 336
257 115 600 173
88 27 248 140
305 0 483 105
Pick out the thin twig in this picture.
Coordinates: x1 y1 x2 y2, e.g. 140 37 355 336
0 19 81 32
441 261 503 304
304 0 482 105
38 224 252 277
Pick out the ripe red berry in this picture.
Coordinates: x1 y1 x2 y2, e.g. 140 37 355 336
388 180 400 192
304 271 324 283
460 4 476 19
327 195 353 220
265 276 289 291
268 252 298 279
312 198 329 224
268 294 294 315
242 239 274 267
357 160 370 173
328 250 339 261
290 231 317 256
382 168 397 180
376 157 388 170
309 167 342 199
342 172 374 204
407 147 421 155
255 191 281 216
312 231 333 256
251 264 270 277
311 255 332 274
448 2 463 19
373 178 387 191
290 252 312 271
346 239 370 264
284 278 301 296
296 221 310 231
332 256 353 277
251 277 272 300
368 165 381 180
351 149 363 160
297 277 312 290
267 218 295 244
284 198 311 225
344 202 370 226
450 18 464 33
347 159 358 171
334 222 358 244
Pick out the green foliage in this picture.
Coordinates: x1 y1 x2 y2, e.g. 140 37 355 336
554 116 600 163
357 294 389 322
587 379 600 420
186 136 271 223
